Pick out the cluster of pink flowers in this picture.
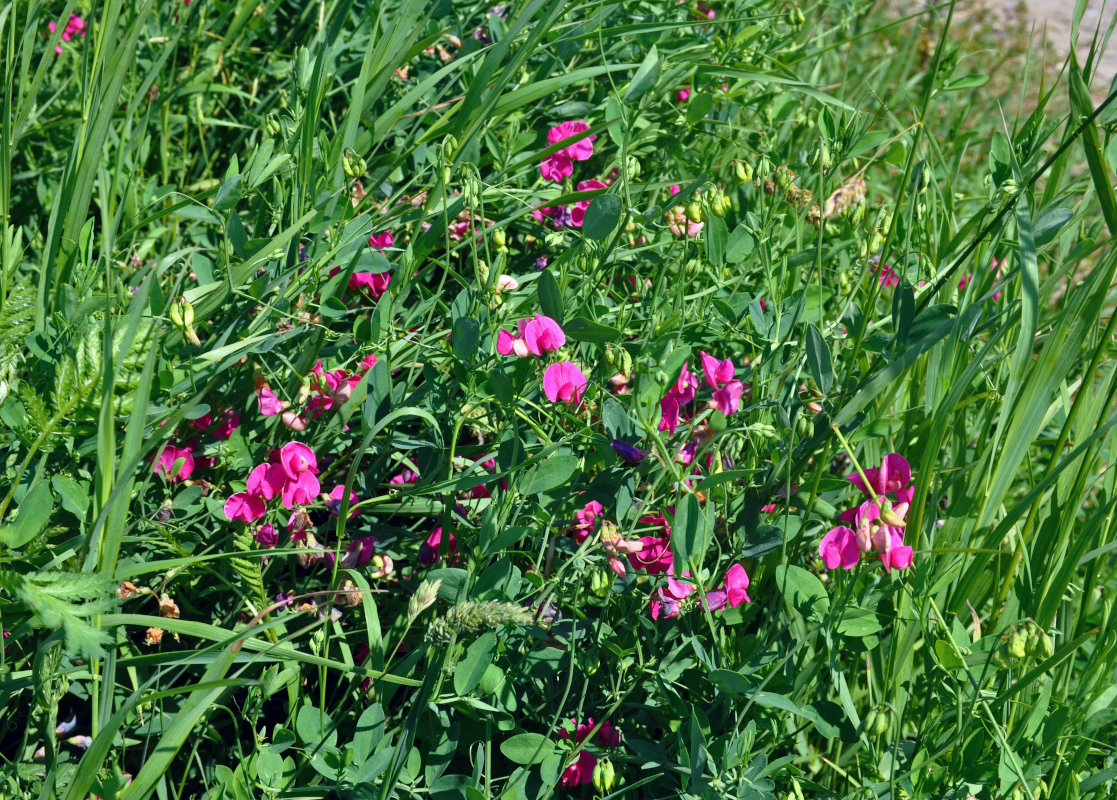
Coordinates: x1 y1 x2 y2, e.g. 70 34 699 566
533 179 608 229
650 563 750 620
557 718 622 789
495 313 587 406
819 453 915 572
665 185 704 238
540 120 596 184
152 409 242 483
659 351 746 434
47 14 86 54
255 354 377 430
224 442 322 523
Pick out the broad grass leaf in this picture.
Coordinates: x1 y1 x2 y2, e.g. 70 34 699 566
624 45 660 102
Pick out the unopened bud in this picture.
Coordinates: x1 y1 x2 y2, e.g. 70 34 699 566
592 757 616 793
685 200 704 223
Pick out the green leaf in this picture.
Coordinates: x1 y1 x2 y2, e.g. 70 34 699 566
1033 206 1073 246
804 323 834 394
519 455 578 495
454 631 497 696
836 608 882 638
319 296 348 319
452 317 480 360
686 92 714 124
214 174 243 211
295 705 337 749
537 269 563 323
705 214 727 266
672 493 711 567
624 46 660 102
725 224 755 263
499 733 554 765
0 480 54 548
582 194 622 241
942 73 989 91
563 316 621 343
52 475 89 519
775 564 830 622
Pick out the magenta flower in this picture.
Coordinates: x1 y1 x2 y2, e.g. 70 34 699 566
676 87 691 102
847 453 911 499
281 471 320 509
368 231 394 249
543 361 588 405
224 493 266 523
627 536 672 575
540 153 574 184
649 573 695 619
327 485 360 518
700 351 735 388
255 523 278 547
341 536 378 568
724 563 751 606
153 445 194 483
877 262 899 288
571 500 604 544
597 719 622 747
558 750 597 790
349 271 392 298
658 393 682 434
672 363 699 404
522 314 566 354
420 527 457 565
711 380 745 415
246 462 284 500
213 410 240 440
819 526 860 569
546 119 596 162
257 386 284 416
568 179 608 227
880 534 914 572
279 442 318 481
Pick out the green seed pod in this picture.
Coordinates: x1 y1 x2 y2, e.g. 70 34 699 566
864 708 878 732
873 707 890 735
492 228 507 249
710 194 727 218
685 200 704 223
735 160 754 183
618 348 633 376
1040 630 1054 659
590 570 613 598
592 757 616 793
1008 629 1027 660
625 155 641 180
993 648 1009 669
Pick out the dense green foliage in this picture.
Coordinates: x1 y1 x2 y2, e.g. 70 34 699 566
1 1 1116 799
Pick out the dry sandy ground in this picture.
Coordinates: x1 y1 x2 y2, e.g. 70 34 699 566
1024 0 1117 90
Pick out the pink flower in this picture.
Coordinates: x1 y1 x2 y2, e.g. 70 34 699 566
819 526 860 569
649 572 695 619
341 536 378 568
496 328 530 357
349 271 392 298
558 751 597 790
420 527 457 565
711 380 745 415
368 231 394 249
847 453 911 498
676 88 691 102
958 273 972 290
389 469 419 488
279 442 318 481
628 536 672 575
724 563 751 606
658 393 682 434
546 119 595 162
880 535 914 572
153 445 194 483
543 362 588 405
213 410 240 440
990 255 1006 301
700 351 735 388
327 485 360 518
522 314 566 354
877 263 899 288
247 461 287 500
281 471 320 509
572 500 603 544
224 493 266 523
540 153 574 183
672 363 699 404
257 386 284 416
597 719 622 747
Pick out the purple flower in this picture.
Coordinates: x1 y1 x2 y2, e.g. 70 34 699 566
611 440 646 464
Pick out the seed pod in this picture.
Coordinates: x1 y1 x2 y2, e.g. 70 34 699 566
872 707 890 735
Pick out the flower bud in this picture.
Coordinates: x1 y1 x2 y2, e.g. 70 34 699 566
492 227 507 249
1008 629 1027 660
1039 630 1054 658
590 570 613 598
735 159 754 183
685 200 704 223
872 707 890 735
408 578 442 618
